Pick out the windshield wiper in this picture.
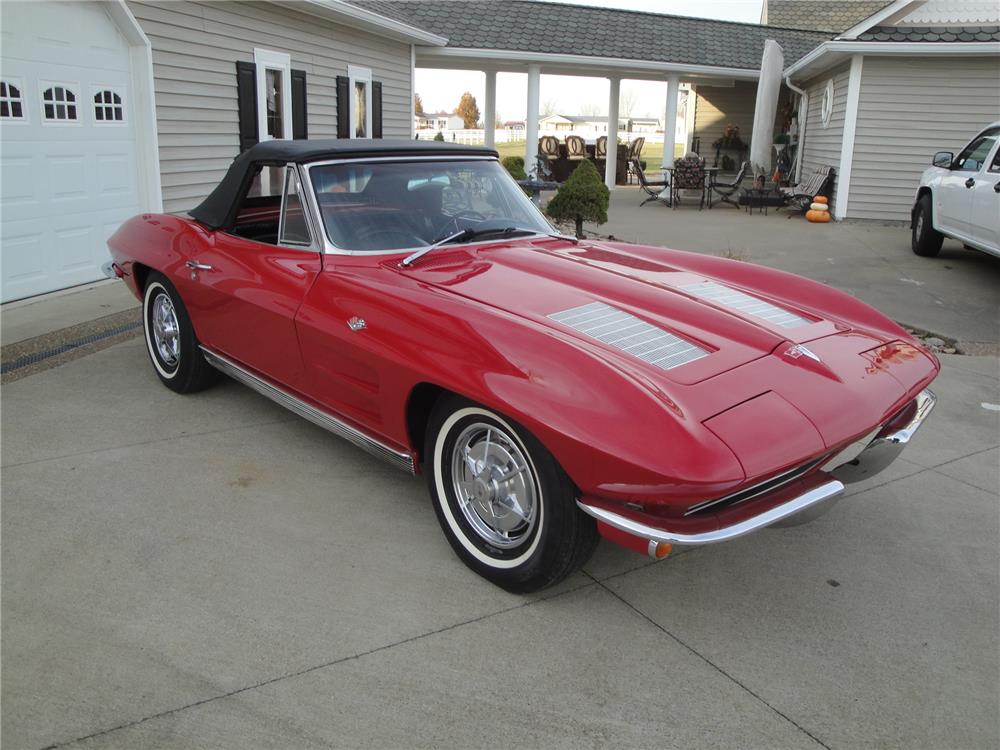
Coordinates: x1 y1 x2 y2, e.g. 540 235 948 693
401 226 577 267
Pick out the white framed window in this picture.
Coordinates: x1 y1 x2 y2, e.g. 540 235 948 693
92 87 125 123
820 79 834 128
348 64 372 139
254 48 292 140
1 79 26 120
41 83 79 123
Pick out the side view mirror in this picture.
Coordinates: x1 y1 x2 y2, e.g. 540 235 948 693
932 151 954 168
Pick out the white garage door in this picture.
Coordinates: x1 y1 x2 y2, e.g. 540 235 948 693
1 1 142 302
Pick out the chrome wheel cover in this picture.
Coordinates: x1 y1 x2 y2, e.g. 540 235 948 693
915 211 924 238
451 422 538 549
151 292 180 368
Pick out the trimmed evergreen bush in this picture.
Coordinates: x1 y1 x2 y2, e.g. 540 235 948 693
545 159 609 238
501 156 526 180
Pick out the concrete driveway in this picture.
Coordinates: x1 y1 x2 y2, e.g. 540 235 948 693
3 335 998 748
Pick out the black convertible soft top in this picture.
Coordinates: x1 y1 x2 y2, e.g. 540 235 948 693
188 139 498 230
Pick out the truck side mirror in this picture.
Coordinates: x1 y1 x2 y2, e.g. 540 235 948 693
932 151 953 168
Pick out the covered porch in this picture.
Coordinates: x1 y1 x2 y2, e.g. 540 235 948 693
415 45 759 189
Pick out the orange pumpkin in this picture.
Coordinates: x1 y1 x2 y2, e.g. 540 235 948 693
813 195 829 204
806 209 831 223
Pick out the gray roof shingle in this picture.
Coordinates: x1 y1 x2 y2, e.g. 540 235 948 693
764 0 892 33
857 24 1000 42
349 0 832 70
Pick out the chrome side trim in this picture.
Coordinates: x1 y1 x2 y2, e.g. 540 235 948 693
200 347 415 474
578 479 845 546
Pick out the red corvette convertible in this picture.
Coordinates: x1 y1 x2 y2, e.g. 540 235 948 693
106 140 938 592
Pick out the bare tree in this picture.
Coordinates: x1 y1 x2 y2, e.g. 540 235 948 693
619 86 639 118
541 96 560 117
578 101 604 116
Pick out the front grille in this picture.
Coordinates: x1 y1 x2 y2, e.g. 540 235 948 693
681 281 810 329
685 457 825 516
549 301 708 371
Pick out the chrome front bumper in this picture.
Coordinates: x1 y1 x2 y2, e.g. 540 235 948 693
829 389 936 484
578 389 937 548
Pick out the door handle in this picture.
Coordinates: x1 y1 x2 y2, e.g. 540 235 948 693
965 177 975 188
185 260 213 271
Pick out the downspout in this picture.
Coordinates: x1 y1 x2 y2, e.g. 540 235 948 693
785 75 807 184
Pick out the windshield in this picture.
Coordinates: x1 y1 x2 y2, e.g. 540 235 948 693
307 159 552 252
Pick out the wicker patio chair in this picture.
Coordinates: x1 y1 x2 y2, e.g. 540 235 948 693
671 155 706 209
565 135 586 161
707 160 749 209
594 135 608 160
537 135 561 178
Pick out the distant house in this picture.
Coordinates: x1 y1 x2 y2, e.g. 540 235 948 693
504 120 525 131
416 111 465 130
539 114 661 133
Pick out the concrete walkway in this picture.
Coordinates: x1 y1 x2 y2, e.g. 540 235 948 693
2 343 998 749
585 186 1000 348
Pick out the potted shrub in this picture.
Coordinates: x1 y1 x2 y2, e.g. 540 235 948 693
545 159 609 239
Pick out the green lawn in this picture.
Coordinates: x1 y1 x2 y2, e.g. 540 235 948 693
495 139 683 174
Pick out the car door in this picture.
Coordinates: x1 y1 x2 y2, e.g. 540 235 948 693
937 127 1000 239
181 164 322 389
968 141 1000 253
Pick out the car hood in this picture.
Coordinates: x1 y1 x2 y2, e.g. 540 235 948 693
396 238 853 385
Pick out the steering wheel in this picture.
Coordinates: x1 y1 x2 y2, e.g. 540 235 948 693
351 227 426 251
436 210 487 238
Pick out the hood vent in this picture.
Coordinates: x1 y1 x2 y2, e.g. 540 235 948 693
549 301 708 371
681 281 810 328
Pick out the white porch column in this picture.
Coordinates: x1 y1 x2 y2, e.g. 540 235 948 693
525 64 541 174
605 77 620 189
483 69 497 149
662 74 680 170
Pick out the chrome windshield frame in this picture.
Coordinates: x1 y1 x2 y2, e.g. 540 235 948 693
299 155 557 257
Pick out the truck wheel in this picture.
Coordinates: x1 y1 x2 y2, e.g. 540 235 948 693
912 195 943 257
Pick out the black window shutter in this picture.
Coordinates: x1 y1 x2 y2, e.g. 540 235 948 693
336 75 349 139
372 80 383 139
235 61 258 152
291 69 307 139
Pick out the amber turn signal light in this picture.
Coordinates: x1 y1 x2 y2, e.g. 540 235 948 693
648 541 673 559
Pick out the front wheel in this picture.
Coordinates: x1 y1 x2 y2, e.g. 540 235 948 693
425 396 598 593
142 272 216 393
912 194 943 257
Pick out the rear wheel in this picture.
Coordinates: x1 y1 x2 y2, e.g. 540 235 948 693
425 396 598 593
912 194 943 257
142 272 215 393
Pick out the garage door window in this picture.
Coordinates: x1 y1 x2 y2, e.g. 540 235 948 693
1 81 25 119
42 85 77 121
93 89 124 123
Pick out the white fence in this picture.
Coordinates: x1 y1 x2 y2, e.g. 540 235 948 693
416 122 685 147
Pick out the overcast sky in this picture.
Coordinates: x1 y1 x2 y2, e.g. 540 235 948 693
415 0 766 122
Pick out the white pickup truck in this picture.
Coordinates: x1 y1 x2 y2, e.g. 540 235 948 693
911 122 1000 259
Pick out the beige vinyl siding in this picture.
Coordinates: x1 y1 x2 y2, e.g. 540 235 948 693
127 0 412 213
798 62 850 211
847 55 1000 221
692 81 757 157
